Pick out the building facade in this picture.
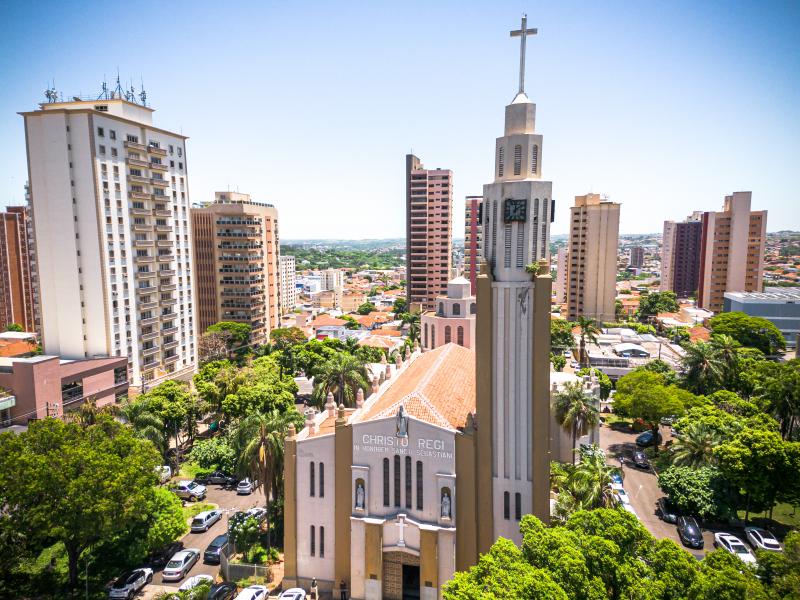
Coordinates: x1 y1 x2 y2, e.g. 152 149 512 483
321 268 345 291
660 214 702 298
554 245 568 303
724 288 800 349
406 155 453 312
698 192 767 313
629 245 644 269
191 191 280 346
421 277 476 351
279 255 298 313
0 206 37 332
565 193 620 322
463 196 483 294
21 96 196 389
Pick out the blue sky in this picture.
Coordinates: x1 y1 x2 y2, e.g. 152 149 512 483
1 0 798 239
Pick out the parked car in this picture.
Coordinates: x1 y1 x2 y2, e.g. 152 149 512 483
677 516 704 549
564 350 572 358
237 478 255 495
657 497 679 524
570 360 579 368
744 526 782 552
173 480 207 502
632 449 650 470
179 574 215 592
635 431 663 447
161 548 200 581
660 415 676 426
204 534 229 564
246 507 268 522
147 541 184 569
235 585 269 600
279 589 307 600
610 472 623 486
108 568 153 599
208 582 239 600
156 465 172 484
195 470 237 486
714 533 757 565
614 489 631 506
191 509 222 533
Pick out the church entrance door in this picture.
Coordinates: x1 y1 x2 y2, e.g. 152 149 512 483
402 564 420 600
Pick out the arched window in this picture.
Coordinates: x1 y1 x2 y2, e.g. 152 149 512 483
394 455 401 507
319 462 324 498
438 302 444 316
452 303 460 316
444 326 452 344
320 526 325 558
457 326 464 346
431 327 436 348
383 458 390 506
531 144 539 174
503 492 510 519
405 456 412 509
498 147 505 177
310 461 315 497
416 460 424 510
515 493 522 520
310 525 316 556
424 323 429 348
470 303 477 314
513 144 522 175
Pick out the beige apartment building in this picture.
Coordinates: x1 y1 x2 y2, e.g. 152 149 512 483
0 205 37 333
463 196 483 294
191 192 280 346
565 193 620 322
406 155 452 312
698 191 767 313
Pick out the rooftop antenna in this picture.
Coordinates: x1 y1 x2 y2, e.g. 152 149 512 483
113 69 124 100
44 78 58 103
139 76 147 106
98 75 109 100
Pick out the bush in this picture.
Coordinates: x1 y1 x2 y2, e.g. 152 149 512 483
189 436 236 472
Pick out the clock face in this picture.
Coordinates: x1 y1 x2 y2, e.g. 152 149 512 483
503 198 527 222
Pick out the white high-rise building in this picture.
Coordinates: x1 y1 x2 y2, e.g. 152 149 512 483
21 93 197 389
280 255 298 312
321 268 344 291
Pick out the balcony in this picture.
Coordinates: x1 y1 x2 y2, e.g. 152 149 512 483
141 330 159 341
156 240 173 247
142 345 160 357
158 269 176 276
139 316 159 326
124 140 147 151
154 209 172 217
126 157 150 169
160 283 177 291
164 354 179 364
135 255 154 263
163 339 179 350
139 300 158 310
137 270 156 278
147 145 168 156
155 225 172 232
150 177 169 187
133 223 151 232
129 191 150 200
127 174 150 184
157 254 174 262
133 239 154 247
161 326 178 335
131 207 152 216
149 162 168 171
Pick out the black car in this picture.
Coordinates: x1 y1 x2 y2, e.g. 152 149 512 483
657 497 679 524
204 534 229 564
195 470 237 486
677 516 704 549
632 449 650 470
208 582 238 600
147 540 184 570
635 431 663 447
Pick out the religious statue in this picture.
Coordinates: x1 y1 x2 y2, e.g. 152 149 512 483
396 405 408 438
355 482 365 509
441 490 452 519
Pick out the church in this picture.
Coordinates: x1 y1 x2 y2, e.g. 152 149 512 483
283 16 556 600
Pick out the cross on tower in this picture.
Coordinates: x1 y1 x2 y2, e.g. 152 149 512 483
510 14 538 95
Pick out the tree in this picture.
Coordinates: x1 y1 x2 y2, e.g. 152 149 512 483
392 297 407 314
4 323 23 332
118 397 168 457
269 327 308 349
399 311 421 344
550 319 575 352
198 330 230 364
637 358 678 385
614 370 688 449
756 530 800 596
680 340 724 395
340 314 360 330
314 353 369 408
228 511 262 558
575 316 599 367
550 352 566 372
554 382 599 464
670 421 724 467
747 359 800 439
207 321 252 349
0 417 161 589
356 302 377 315
708 312 785 355
189 436 236 472
141 487 188 557
637 291 679 321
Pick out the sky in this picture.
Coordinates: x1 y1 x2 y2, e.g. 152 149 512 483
0 0 798 240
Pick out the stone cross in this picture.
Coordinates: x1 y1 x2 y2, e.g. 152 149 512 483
510 14 538 94
396 514 408 547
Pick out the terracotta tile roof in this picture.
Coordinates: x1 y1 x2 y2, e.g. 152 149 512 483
359 336 401 349
354 343 475 430
688 325 711 342
372 328 402 337
312 314 346 328
307 409 356 438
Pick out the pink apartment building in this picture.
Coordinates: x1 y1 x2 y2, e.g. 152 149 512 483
421 276 476 350
464 196 483 294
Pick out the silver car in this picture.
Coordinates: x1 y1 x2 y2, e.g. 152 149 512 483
161 548 200 581
190 509 222 533
108 568 153 599
745 526 782 552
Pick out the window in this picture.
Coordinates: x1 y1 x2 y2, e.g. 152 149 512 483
310 461 315 497
444 326 451 344
498 147 504 177
383 458 390 506
424 323 428 347
457 326 464 346
431 327 436 348
97 127 104 137
416 460 423 510
515 493 521 520
99 145 106 155
127 134 139 143
531 144 539 174
452 303 460 316
394 455 401 507
319 526 325 558
178 147 182 157
470 303 477 314
319 462 324 498
310 525 315 556
111 148 118 157
504 492 510 519
438 302 444 316
405 456 412 509
513 144 522 175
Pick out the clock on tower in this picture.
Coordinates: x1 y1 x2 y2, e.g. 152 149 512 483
503 198 527 222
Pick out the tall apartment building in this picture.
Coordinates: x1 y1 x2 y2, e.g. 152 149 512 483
191 191 280 346
661 213 702 298
279 255 297 312
21 95 196 389
629 245 644 269
0 205 37 332
565 193 620 322
463 195 483 294
554 246 568 303
698 191 767 313
320 268 344 291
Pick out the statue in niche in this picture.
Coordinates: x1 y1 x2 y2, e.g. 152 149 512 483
441 490 452 519
355 482 365 509
396 405 408 438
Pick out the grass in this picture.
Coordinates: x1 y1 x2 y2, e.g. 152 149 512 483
177 461 204 481
182 501 216 521
737 503 800 534
601 414 632 428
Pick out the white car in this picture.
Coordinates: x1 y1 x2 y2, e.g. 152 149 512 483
108 568 153 599
161 548 200 581
156 465 172 484
745 526 782 552
190 509 222 532
237 478 255 495
564 350 572 358
714 533 757 565
235 585 269 600
614 489 631 505
279 588 307 600
246 507 268 522
570 360 579 368
179 574 214 592
173 480 207 501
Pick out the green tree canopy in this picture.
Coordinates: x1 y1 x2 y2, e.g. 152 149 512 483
613 370 692 443
392 297 407 314
708 311 785 355
4 323 23 332
658 465 736 519
269 326 308 349
637 291 679 321
356 301 377 315
207 321 252 348
550 319 575 352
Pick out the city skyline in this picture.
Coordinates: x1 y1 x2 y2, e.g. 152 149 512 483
1 1 798 240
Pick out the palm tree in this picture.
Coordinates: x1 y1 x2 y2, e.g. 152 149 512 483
554 381 600 464
576 316 600 367
400 311 421 344
118 399 168 457
670 421 723 467
711 334 740 388
569 447 621 510
681 340 724 394
232 410 294 550
313 353 369 408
